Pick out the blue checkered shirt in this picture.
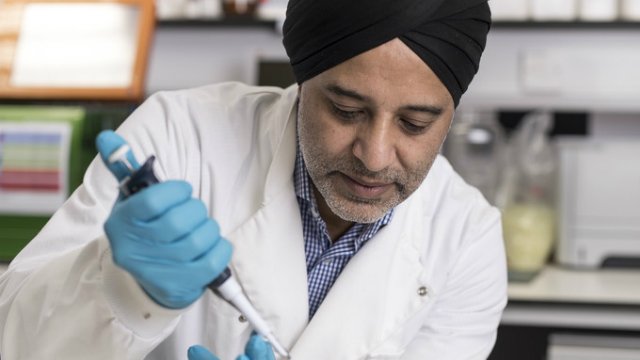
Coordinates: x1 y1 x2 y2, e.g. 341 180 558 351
294 148 393 319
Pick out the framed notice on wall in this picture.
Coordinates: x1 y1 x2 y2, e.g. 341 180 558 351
0 0 155 102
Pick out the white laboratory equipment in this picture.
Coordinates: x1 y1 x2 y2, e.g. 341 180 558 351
556 139 640 268
156 0 188 19
489 0 529 20
578 0 619 21
531 0 578 20
621 0 640 19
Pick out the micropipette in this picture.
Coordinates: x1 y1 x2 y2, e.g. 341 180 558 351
107 144 291 359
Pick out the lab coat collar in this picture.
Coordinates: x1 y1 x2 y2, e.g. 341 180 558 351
262 86 299 205
226 88 310 348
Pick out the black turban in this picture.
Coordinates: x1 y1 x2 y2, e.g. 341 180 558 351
282 0 491 107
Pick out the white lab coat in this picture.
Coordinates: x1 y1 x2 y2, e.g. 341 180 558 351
0 82 507 360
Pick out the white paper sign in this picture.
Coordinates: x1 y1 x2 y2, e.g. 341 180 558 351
11 3 140 88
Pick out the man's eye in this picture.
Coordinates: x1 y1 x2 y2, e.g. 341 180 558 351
401 119 430 134
332 104 362 120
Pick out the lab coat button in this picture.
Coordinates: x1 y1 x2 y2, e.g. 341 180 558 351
417 286 428 297
238 315 247 323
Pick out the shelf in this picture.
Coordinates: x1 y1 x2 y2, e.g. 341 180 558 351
493 20 640 29
460 94 640 114
156 18 640 31
156 17 278 30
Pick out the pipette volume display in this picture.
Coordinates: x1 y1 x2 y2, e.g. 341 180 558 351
107 144 290 359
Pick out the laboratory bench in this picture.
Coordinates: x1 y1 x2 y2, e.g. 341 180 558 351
490 265 640 360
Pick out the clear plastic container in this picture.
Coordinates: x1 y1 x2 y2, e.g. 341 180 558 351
443 111 505 205
497 111 557 282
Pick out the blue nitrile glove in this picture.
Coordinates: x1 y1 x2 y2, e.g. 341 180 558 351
96 130 233 309
187 334 276 360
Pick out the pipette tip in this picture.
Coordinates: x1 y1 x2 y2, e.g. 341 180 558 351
264 334 290 359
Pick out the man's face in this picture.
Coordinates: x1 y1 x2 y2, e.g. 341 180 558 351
297 38 455 224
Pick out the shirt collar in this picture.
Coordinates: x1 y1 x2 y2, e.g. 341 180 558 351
294 142 314 203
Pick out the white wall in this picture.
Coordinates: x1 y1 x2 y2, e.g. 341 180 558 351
461 28 640 114
145 25 640 134
146 27 287 94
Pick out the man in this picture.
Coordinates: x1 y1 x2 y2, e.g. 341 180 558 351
0 0 506 359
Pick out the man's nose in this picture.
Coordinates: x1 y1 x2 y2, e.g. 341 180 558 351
352 119 395 173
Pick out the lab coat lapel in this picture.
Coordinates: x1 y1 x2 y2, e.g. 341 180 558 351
226 96 310 351
290 200 429 360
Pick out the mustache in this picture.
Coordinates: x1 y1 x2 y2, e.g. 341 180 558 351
325 152 434 196
333 156 403 184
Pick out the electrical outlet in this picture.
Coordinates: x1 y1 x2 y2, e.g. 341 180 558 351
520 49 568 93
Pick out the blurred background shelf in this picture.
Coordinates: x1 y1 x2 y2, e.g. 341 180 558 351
493 20 640 29
149 16 640 116
155 18 640 30
460 94 640 114
157 17 278 30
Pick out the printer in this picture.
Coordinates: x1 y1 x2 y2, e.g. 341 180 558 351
556 138 640 268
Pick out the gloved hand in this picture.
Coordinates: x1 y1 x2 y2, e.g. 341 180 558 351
187 334 276 360
97 130 233 309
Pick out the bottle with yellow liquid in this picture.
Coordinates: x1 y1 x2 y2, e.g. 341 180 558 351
502 187 555 282
497 111 557 282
